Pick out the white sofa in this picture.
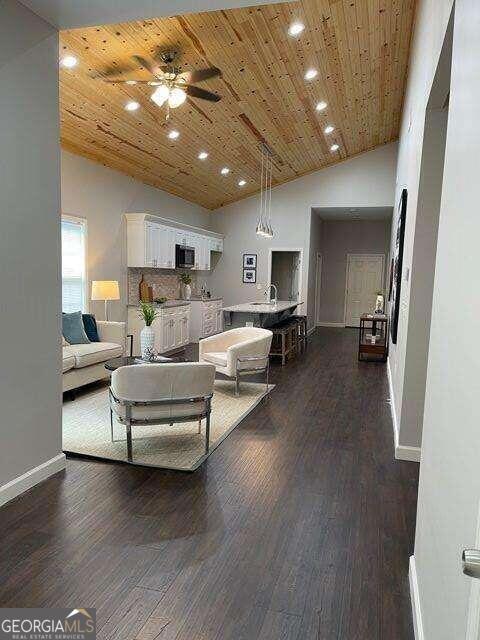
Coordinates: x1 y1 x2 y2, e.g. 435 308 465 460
199 327 273 395
63 321 126 392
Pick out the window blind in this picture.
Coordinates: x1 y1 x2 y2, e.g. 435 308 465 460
62 218 86 313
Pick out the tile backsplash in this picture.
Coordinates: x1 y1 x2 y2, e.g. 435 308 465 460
128 268 197 304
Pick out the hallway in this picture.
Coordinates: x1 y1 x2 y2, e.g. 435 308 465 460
0 329 418 639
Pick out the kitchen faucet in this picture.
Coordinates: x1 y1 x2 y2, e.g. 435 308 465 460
265 283 278 305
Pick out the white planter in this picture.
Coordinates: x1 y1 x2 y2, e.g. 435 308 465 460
140 325 155 358
182 283 192 300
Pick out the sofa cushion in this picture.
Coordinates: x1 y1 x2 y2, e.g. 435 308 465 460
62 346 76 373
69 342 123 369
82 314 100 342
201 351 227 367
62 311 90 344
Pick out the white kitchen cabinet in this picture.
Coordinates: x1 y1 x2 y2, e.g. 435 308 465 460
189 299 223 342
127 304 191 355
126 214 223 270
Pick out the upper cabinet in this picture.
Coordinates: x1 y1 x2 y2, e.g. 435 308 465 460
126 214 223 270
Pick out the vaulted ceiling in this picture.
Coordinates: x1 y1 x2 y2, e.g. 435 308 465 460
59 0 416 210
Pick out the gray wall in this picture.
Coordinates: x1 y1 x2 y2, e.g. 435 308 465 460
0 1 62 491
316 219 391 324
209 143 397 330
61 150 212 322
307 213 323 325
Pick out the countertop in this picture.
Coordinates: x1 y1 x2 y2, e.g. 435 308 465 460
222 300 303 314
128 296 222 309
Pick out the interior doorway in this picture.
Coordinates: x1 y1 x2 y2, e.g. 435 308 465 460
269 249 302 302
344 254 385 327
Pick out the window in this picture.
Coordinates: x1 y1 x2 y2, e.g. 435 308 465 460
62 217 87 313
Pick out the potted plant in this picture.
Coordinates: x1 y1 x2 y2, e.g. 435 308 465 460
179 272 192 300
138 302 159 358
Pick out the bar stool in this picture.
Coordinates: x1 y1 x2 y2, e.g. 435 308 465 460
270 318 298 365
295 315 308 349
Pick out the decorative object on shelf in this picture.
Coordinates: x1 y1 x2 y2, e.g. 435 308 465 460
243 254 257 269
358 313 388 362
243 269 257 284
179 272 192 300
256 143 274 238
374 292 385 314
138 302 159 358
139 274 150 302
391 188 408 344
91 280 120 320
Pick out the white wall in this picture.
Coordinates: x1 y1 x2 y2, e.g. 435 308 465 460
208 143 397 329
387 0 454 455
61 150 211 321
316 219 391 325
0 1 63 501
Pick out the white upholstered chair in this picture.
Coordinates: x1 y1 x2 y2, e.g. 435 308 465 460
199 327 273 395
109 362 216 463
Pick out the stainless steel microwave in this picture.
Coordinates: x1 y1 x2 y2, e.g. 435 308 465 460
175 244 195 269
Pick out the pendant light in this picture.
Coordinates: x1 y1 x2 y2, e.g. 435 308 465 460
256 143 275 238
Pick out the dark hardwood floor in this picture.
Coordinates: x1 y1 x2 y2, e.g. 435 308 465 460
0 328 418 639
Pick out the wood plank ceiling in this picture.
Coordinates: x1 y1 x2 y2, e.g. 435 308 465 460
59 0 416 210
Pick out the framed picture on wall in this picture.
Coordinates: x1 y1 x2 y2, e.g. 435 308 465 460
391 188 408 344
243 268 257 284
243 254 257 269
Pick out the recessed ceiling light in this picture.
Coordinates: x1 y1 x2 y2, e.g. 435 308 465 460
324 125 335 134
168 130 180 140
288 21 305 37
220 167 230 175
330 143 340 152
198 151 209 160
125 101 140 112
316 101 327 112
238 179 247 187
60 55 78 69
125 80 137 86
304 68 318 81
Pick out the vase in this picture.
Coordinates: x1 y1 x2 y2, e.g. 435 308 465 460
140 325 155 358
182 283 192 300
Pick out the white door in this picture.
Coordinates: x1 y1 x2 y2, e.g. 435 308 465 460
345 254 384 327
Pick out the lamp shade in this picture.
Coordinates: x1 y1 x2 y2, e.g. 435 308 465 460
91 280 120 301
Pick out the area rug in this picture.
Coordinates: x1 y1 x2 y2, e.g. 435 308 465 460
63 380 273 471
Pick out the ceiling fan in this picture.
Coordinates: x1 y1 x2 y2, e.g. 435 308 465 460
98 50 222 113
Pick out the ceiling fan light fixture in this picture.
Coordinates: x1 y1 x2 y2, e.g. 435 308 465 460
151 84 170 107
168 87 187 108
60 55 78 69
126 80 137 85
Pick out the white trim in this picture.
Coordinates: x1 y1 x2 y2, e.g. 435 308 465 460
387 358 421 462
343 253 385 327
314 252 323 325
267 247 304 311
317 322 346 327
409 556 424 640
0 453 66 508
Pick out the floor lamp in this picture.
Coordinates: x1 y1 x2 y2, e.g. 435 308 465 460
91 280 120 321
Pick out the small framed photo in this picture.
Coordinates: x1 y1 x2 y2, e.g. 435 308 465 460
243 268 257 284
243 253 257 269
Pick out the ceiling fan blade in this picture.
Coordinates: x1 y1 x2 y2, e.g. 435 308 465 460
131 55 165 78
183 67 222 83
185 85 221 102
102 79 155 84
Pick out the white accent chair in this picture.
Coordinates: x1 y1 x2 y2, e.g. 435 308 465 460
199 327 273 395
109 362 216 463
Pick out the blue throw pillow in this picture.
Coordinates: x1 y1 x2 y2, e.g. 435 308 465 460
62 311 90 344
82 314 100 342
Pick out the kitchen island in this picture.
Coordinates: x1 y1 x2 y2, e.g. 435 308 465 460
223 300 303 329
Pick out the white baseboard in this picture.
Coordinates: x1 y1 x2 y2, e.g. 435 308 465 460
316 322 346 327
409 556 424 640
387 359 421 462
0 453 66 508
